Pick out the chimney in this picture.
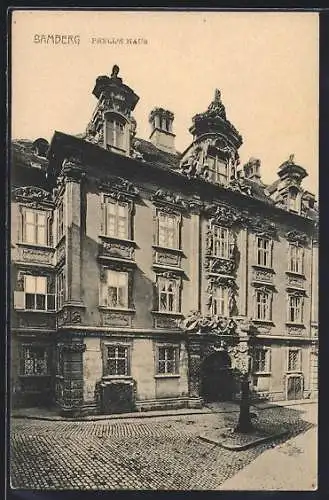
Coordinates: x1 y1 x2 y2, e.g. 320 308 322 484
243 157 261 183
149 108 176 153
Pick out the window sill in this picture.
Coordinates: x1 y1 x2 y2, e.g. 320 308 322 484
98 306 136 314
16 242 55 251
154 374 180 379
19 374 51 378
286 322 305 328
152 245 184 255
253 372 271 376
102 376 132 381
252 319 274 326
56 235 65 248
15 309 56 314
285 270 305 278
252 264 275 273
286 371 303 375
151 311 183 317
99 235 137 246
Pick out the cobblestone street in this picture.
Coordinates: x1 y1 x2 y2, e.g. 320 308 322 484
10 403 316 490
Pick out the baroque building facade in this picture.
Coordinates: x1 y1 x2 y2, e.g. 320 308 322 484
11 65 318 415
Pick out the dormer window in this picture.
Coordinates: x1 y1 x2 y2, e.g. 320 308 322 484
289 187 299 213
105 116 127 153
207 156 228 185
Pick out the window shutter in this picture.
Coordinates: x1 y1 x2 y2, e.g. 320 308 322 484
100 195 105 235
153 280 159 311
176 216 181 250
19 209 24 243
153 211 159 245
47 214 53 247
14 291 25 310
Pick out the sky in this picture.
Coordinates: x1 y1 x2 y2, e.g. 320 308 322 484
11 10 319 195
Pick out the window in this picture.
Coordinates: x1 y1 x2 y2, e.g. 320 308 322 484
255 289 272 321
57 201 64 241
158 277 180 313
288 348 301 372
22 209 47 245
288 244 304 274
289 188 299 212
207 156 228 185
288 295 303 323
56 270 66 310
211 226 230 259
157 346 179 375
102 198 129 239
101 270 129 308
105 345 129 376
22 345 48 375
257 237 271 267
157 213 179 249
253 348 270 373
23 275 55 311
211 286 229 317
106 118 126 151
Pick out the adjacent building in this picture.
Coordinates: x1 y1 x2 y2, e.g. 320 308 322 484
11 65 318 415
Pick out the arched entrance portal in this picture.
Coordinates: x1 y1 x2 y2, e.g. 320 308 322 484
201 350 234 402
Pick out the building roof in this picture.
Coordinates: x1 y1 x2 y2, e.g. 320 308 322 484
132 137 180 171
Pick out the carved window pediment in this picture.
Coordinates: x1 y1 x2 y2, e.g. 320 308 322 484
285 230 308 246
13 186 54 208
98 176 139 201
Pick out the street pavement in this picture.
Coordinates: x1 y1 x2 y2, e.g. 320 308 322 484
10 402 316 491
219 403 317 491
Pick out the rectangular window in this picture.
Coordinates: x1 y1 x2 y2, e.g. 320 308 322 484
253 348 270 373
22 209 47 245
22 345 48 375
158 213 178 249
255 290 271 321
288 244 304 274
106 345 129 376
23 275 55 311
106 119 126 151
211 286 229 317
157 346 179 375
56 270 66 310
207 156 228 185
57 201 64 241
103 198 129 239
288 295 303 323
257 237 271 267
158 277 180 313
288 348 301 372
101 270 129 309
212 226 230 259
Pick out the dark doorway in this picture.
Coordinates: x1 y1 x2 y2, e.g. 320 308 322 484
201 351 233 402
287 376 303 400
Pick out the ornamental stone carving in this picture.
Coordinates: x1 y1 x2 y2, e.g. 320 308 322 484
56 240 66 264
17 247 54 265
57 308 82 327
286 325 304 336
101 241 135 260
151 189 188 211
252 268 274 283
287 275 305 288
205 256 236 275
101 311 132 327
153 249 180 267
180 311 237 335
206 276 237 315
227 343 250 374
154 315 181 329
17 313 56 329
98 177 139 200
61 343 86 353
61 158 85 182
247 216 277 237
204 203 246 227
285 230 308 245
13 186 53 207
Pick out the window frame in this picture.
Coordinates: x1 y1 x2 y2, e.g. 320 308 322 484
21 208 48 246
100 269 130 310
22 275 55 312
105 117 127 152
211 285 229 317
254 288 272 321
287 348 302 373
57 200 65 242
56 269 66 311
157 276 181 314
103 343 131 377
288 243 304 274
155 211 180 250
207 155 228 185
256 236 272 268
211 225 230 259
20 344 49 376
156 344 180 376
101 196 130 240
253 347 271 374
287 294 304 323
